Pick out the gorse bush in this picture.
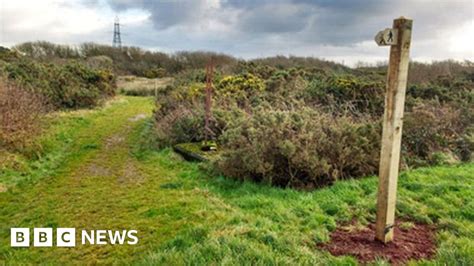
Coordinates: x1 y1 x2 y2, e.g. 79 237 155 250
305 75 385 116
403 102 473 166
216 73 266 109
153 83 246 147
217 107 381 189
217 73 265 94
154 103 203 146
154 59 473 189
0 55 115 109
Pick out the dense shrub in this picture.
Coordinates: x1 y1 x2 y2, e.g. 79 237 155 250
0 56 115 109
249 55 348 73
153 57 473 189
85 55 114 71
14 41 81 59
407 83 473 107
0 80 47 153
154 96 246 147
217 73 265 94
305 75 385 116
353 60 474 85
216 107 381 189
154 104 202 145
0 48 117 161
14 42 354 78
143 67 167 79
403 102 473 166
408 60 474 84
15 42 238 77
215 73 266 109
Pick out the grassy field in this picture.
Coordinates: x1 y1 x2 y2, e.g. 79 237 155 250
0 96 472 265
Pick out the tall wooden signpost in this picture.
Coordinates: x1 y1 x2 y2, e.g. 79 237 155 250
374 17 413 243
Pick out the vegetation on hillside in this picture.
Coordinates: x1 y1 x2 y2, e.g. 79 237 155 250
0 97 472 265
0 49 115 109
14 41 237 78
0 39 472 264
12 41 353 78
0 46 116 161
153 61 474 188
2 42 473 189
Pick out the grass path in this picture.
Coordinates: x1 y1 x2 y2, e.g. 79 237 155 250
0 96 473 265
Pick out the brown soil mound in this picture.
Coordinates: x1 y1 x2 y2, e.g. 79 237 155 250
318 220 436 265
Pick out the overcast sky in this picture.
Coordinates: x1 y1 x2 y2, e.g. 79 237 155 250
0 0 472 65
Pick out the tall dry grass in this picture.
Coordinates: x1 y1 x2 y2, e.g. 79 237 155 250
117 76 173 96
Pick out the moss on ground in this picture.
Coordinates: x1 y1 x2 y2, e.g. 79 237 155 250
174 142 219 161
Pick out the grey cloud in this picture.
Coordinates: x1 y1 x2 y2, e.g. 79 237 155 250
101 0 473 61
106 0 472 45
107 0 213 30
237 3 315 34
107 0 143 10
297 0 472 45
145 1 207 30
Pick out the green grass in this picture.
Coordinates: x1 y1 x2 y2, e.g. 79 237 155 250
0 96 473 265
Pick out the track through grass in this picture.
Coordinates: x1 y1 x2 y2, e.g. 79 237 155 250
0 96 472 265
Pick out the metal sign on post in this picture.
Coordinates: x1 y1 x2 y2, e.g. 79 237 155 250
374 17 413 243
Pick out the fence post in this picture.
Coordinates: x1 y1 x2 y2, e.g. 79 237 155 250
204 62 214 143
375 17 413 243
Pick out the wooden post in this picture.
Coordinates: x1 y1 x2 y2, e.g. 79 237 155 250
375 17 413 243
204 62 214 143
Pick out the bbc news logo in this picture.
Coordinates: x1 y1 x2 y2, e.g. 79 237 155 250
11 228 138 247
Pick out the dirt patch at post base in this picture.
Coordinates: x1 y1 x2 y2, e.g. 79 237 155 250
318 220 436 265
